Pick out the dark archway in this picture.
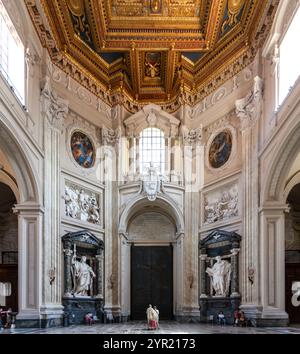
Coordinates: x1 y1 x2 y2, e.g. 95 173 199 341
0 182 18 312
285 184 300 324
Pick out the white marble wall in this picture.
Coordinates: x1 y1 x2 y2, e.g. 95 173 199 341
1 0 300 327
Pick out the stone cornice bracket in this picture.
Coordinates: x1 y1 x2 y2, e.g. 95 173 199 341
41 76 69 130
235 76 264 131
101 126 121 146
182 125 203 146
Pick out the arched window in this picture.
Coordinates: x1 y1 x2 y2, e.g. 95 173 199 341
140 127 165 174
0 0 24 104
278 6 300 106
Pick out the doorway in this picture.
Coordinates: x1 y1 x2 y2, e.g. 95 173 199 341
0 182 18 312
131 246 173 320
285 183 300 324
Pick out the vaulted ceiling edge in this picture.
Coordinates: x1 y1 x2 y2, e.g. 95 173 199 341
25 0 279 114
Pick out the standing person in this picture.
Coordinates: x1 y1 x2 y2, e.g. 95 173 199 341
5 308 12 328
0 307 4 331
153 306 159 329
233 309 240 326
217 311 226 326
146 304 156 330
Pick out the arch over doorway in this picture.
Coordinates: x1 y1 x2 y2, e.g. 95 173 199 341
119 194 184 237
259 117 300 325
263 116 300 204
285 184 300 324
0 116 43 326
119 195 185 321
0 182 18 312
0 118 41 203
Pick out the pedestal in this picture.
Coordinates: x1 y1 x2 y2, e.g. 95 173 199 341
62 297 104 325
199 296 241 325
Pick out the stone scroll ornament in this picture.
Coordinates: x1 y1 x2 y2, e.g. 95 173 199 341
64 184 100 224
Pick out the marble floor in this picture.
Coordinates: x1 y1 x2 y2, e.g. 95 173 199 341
1 321 300 334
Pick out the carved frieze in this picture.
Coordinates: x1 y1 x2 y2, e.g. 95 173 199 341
64 182 101 225
41 77 69 129
235 76 264 130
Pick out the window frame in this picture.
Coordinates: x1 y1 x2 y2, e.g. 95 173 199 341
0 0 25 106
139 127 165 175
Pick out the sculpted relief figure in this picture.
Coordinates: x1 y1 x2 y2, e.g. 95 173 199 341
64 185 101 224
89 194 100 224
204 187 238 224
64 186 79 218
206 256 231 297
72 255 96 296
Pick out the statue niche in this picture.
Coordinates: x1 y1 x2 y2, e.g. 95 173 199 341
199 230 241 324
62 230 104 325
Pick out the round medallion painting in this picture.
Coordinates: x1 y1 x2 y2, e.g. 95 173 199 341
71 131 95 168
209 131 232 169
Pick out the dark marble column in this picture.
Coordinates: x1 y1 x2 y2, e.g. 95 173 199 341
230 248 240 297
199 248 208 298
96 248 104 298
63 242 73 297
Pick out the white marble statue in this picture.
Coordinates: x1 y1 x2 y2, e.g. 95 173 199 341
206 256 231 297
72 255 96 296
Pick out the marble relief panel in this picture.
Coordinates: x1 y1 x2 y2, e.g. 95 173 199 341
203 183 239 225
64 181 101 225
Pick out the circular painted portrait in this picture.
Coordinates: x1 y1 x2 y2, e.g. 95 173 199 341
209 130 232 169
70 131 95 168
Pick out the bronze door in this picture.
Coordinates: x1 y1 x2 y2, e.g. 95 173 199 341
131 246 173 320
285 263 300 324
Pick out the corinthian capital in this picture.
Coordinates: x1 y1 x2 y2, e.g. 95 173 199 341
102 126 121 146
235 76 264 130
182 125 202 146
41 77 69 129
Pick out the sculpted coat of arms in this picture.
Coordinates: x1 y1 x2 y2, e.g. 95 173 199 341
143 163 161 201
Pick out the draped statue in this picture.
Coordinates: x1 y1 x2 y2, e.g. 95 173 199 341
72 254 96 296
206 256 231 297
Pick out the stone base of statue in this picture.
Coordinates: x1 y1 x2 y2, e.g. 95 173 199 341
62 297 104 325
199 295 240 325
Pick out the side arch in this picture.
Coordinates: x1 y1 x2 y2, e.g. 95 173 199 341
263 116 300 204
0 115 41 204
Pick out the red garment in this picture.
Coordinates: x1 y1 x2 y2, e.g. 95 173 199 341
149 319 157 329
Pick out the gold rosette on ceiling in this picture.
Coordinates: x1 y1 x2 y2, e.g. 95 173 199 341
66 0 84 17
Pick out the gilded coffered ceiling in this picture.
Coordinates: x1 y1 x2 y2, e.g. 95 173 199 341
26 0 279 112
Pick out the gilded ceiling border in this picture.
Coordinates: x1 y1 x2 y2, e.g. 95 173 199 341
25 0 279 114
